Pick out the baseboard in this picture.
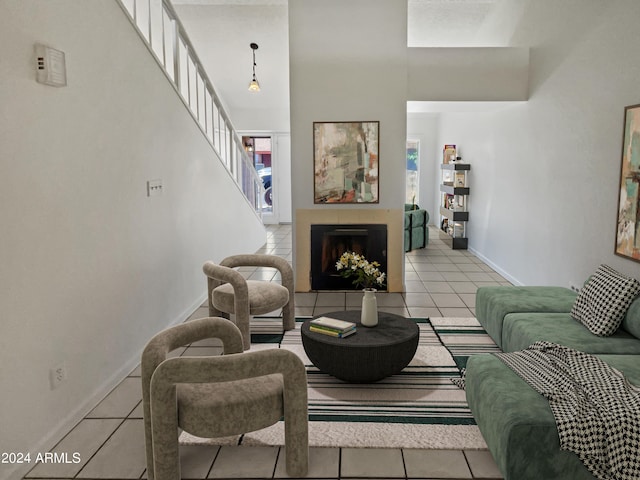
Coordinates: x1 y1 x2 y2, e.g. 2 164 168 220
467 247 523 286
5 293 207 480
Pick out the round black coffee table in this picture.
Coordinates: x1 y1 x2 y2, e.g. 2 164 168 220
301 310 420 383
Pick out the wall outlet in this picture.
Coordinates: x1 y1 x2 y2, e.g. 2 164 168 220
50 362 68 389
569 283 581 293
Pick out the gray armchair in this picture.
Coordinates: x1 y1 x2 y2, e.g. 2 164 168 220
142 316 308 480
203 254 295 350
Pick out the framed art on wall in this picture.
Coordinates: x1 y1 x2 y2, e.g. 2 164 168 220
615 104 640 263
313 121 379 204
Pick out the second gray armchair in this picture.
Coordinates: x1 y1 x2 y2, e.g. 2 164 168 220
203 254 295 350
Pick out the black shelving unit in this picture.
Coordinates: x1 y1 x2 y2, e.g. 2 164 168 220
439 163 470 249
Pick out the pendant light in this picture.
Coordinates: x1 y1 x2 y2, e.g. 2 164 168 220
248 43 260 92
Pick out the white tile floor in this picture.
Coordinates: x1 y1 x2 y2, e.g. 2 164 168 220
24 224 508 480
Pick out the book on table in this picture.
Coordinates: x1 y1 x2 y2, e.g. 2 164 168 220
309 316 357 338
311 316 356 332
309 325 356 338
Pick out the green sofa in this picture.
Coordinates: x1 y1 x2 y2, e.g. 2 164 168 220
404 204 428 252
467 284 640 480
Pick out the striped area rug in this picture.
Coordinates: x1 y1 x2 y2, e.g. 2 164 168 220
430 317 502 369
180 316 500 450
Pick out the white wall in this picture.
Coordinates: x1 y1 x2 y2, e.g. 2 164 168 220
274 133 293 223
0 2 265 477
436 0 640 286
288 0 409 288
173 3 291 133
288 0 408 212
233 108 290 133
407 47 529 101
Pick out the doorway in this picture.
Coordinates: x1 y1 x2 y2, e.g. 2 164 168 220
243 135 274 217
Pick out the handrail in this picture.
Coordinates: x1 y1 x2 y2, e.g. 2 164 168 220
114 0 263 216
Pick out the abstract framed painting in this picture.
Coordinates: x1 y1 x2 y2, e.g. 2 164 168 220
615 104 640 263
313 121 379 204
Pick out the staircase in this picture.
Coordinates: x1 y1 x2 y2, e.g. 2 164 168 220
116 0 263 215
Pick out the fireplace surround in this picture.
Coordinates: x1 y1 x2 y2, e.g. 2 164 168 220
294 209 404 292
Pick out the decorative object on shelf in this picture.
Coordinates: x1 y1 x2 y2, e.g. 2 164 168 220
360 288 378 327
248 43 260 92
615 103 640 263
443 144 456 164
313 121 379 204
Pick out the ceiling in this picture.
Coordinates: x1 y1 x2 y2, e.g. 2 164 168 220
171 0 522 125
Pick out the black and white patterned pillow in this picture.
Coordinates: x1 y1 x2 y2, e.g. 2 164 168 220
571 264 640 337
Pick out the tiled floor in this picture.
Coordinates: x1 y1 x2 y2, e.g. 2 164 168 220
24 224 508 480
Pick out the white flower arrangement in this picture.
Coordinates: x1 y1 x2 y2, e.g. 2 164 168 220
335 251 386 289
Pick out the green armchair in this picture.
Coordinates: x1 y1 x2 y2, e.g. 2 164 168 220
404 204 429 252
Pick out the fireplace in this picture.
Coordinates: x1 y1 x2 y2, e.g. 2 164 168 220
310 224 387 290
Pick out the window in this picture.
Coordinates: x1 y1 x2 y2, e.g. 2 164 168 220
406 140 419 204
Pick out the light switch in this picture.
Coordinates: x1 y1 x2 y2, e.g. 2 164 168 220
147 179 163 197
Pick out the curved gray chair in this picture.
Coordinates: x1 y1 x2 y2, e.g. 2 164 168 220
203 254 295 350
141 317 308 480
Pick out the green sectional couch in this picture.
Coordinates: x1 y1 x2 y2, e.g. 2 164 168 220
467 283 640 480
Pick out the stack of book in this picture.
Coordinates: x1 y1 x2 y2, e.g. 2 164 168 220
309 317 357 338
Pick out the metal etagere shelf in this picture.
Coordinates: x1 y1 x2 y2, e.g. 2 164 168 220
439 163 470 249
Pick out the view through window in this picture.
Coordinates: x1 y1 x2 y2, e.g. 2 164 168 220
406 140 419 205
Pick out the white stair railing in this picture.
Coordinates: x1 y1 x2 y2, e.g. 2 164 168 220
116 0 263 215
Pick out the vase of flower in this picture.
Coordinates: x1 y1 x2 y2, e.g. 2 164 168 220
361 288 378 327
335 251 386 328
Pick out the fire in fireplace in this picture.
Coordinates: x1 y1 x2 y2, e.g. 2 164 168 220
310 224 387 290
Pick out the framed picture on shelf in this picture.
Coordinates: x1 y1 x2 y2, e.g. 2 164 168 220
313 121 379 204
615 104 640 263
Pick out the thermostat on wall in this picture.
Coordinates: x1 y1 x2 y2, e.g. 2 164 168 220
35 43 67 87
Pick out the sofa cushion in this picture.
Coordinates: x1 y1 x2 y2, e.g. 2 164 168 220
405 209 427 228
465 354 595 480
570 264 640 336
213 281 289 315
465 353 640 480
404 212 412 229
404 208 429 252
596 354 640 385
501 312 640 354
409 225 426 248
475 286 577 348
621 296 640 339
